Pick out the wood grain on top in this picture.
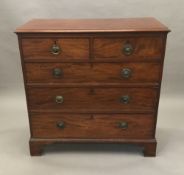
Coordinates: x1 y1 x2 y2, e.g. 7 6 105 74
15 18 170 33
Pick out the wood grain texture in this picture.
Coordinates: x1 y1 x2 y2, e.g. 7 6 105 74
15 18 170 33
94 37 163 60
25 63 161 84
30 113 155 139
27 87 158 113
21 38 89 60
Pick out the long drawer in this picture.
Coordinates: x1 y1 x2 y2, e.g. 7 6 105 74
25 63 161 84
30 113 155 139
27 87 158 113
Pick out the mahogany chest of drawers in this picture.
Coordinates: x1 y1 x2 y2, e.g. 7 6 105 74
16 18 170 156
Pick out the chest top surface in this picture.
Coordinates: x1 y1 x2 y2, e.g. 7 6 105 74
15 18 169 33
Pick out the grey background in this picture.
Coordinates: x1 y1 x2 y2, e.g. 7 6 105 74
0 0 184 175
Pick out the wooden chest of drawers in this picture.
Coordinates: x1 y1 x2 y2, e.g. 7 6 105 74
15 18 170 156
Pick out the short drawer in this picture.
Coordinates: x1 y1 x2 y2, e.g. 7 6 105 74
25 63 161 84
21 38 89 61
94 36 163 61
27 87 158 113
30 113 155 139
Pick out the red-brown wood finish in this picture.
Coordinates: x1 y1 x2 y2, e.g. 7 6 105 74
93 36 163 61
15 18 170 33
30 113 155 139
15 18 170 156
27 87 158 113
22 38 89 60
25 63 161 84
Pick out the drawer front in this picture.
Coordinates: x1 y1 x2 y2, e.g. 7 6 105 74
28 87 158 113
21 38 89 60
25 63 161 84
31 113 155 139
94 37 163 61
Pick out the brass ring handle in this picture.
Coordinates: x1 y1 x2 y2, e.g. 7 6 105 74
55 96 64 104
53 68 63 77
123 43 134 56
51 44 61 55
121 68 132 78
118 121 128 129
120 95 130 104
57 121 65 129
